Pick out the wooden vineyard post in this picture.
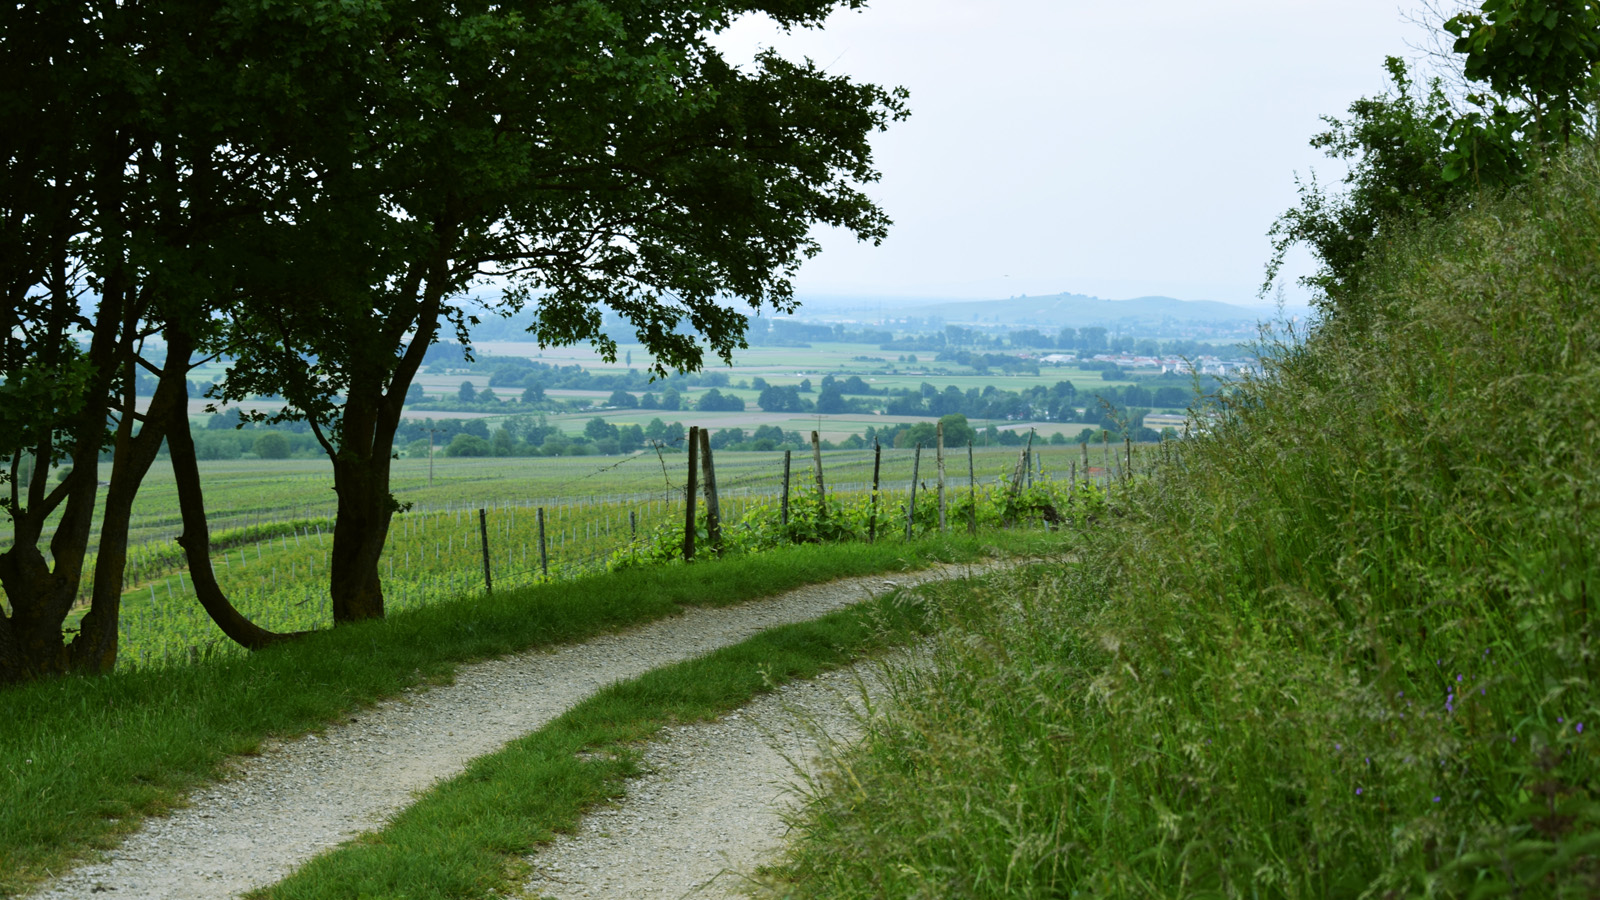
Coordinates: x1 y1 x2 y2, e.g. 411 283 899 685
906 443 922 540
1125 436 1133 488
478 508 493 595
868 439 881 543
781 449 792 529
936 421 947 533
698 427 723 556
1005 430 1034 526
1102 430 1111 490
968 441 977 535
537 507 549 578
810 431 826 521
684 426 699 561
629 510 637 538
1082 439 1090 484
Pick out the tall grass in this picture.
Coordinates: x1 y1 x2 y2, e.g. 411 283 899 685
767 145 1600 897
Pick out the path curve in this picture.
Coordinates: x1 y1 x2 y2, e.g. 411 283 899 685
522 654 896 900
30 562 993 900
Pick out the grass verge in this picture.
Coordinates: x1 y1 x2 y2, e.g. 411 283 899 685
761 146 1600 897
0 531 1046 898
250 575 967 900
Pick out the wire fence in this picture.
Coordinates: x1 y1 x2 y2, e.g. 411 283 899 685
49 437 1163 669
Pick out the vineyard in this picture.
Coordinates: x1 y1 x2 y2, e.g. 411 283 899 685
16 441 1151 670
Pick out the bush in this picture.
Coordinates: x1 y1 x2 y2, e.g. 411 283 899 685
194 433 241 460
444 434 489 457
252 432 291 459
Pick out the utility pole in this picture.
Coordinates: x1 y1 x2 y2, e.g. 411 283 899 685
423 427 447 487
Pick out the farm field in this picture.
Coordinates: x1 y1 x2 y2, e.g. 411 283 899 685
466 339 1145 391
8 442 1142 672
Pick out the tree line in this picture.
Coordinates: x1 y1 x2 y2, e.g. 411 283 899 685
0 0 905 685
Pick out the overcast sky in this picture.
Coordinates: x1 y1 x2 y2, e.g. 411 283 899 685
712 1 1444 308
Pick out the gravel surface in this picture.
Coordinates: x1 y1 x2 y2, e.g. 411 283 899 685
522 657 893 900
29 562 991 900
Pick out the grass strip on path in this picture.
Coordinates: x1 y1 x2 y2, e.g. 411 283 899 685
0 534 1042 898
250 578 956 900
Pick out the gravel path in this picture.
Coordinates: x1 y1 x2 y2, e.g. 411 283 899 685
522 656 894 900
29 563 988 900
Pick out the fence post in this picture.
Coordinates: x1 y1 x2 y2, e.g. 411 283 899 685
537 508 549 577
810 431 826 521
936 421 947 533
629 509 637 538
684 426 699 561
781 449 792 530
478 508 492 595
869 439 882 543
1102 430 1111 489
698 427 723 556
1125 435 1133 488
968 441 977 535
906 443 922 540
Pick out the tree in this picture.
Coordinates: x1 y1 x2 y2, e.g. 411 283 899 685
619 424 645 454
458 382 478 404
758 385 804 412
1444 0 1600 176
253 433 292 460
939 413 977 447
585 417 619 442
1 0 314 681
696 389 745 412
815 383 848 414
608 389 639 409
1264 59 1462 311
445 434 490 457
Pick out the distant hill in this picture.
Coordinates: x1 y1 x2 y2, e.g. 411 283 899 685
790 291 1295 329
899 293 1282 328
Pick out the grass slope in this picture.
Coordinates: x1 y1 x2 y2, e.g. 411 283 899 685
0 535 1028 898
766 147 1600 896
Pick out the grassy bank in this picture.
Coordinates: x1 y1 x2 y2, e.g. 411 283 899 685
0 534 1040 898
765 148 1600 896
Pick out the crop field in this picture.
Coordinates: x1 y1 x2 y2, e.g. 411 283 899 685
465 339 1143 391
7 441 1146 671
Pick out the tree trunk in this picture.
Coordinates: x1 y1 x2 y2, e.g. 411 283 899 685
321 272 444 623
0 261 123 685
68 344 186 672
327 451 393 622
160 328 306 649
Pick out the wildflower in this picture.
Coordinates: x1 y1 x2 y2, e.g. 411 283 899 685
1433 796 1441 803
1335 743 1342 751
1356 788 1363 795
1456 674 1463 682
1578 723 1585 734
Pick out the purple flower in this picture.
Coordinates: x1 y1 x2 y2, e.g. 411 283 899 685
1356 787 1363 795
1578 723 1585 734
1559 717 1565 724
1433 796 1441 803
1335 743 1342 751
1456 674 1463 682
